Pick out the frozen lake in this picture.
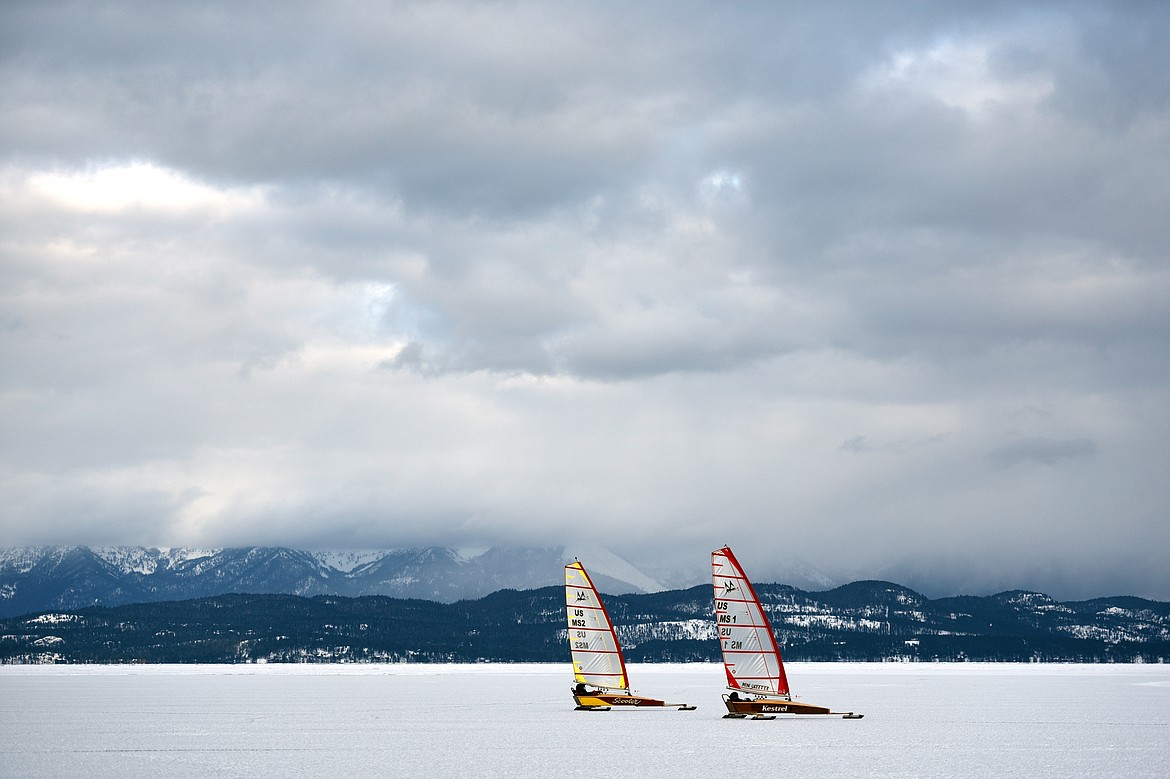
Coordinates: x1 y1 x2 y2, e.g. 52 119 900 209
2 662 1168 777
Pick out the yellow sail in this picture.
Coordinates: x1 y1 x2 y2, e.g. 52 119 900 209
565 561 628 691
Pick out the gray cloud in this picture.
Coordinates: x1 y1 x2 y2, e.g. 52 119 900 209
2 1 1169 600
985 437 1098 468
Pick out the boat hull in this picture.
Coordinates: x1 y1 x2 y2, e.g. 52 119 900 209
723 696 832 717
573 692 666 709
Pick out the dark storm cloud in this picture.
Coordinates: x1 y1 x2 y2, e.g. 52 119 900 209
4 1 663 214
2 1 1169 599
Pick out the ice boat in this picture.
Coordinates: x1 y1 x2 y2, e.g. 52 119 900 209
565 560 695 711
712 546 863 719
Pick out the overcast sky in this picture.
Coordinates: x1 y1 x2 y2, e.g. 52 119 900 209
2 1 1168 599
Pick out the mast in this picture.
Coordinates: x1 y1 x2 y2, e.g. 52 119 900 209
712 546 790 698
565 561 629 692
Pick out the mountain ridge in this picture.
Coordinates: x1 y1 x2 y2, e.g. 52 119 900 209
2 582 1166 664
0 545 669 618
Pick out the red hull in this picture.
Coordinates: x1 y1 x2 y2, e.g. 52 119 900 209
723 695 832 716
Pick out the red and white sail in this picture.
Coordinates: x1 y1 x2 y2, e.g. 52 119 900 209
712 546 790 697
565 561 629 692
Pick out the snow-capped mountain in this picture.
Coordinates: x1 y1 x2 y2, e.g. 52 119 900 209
0 545 667 618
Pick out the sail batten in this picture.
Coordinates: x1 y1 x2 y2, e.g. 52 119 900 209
565 561 629 693
712 546 790 698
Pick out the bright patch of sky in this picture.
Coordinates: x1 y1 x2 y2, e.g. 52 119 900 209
24 162 267 215
862 39 1055 114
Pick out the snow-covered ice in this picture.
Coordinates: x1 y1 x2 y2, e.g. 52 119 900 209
2 663 1168 777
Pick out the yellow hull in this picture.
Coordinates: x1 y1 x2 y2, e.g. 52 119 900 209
572 689 695 711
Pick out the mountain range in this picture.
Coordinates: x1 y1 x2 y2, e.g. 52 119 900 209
3 581 1167 665
0 545 672 618
5 545 1167 665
